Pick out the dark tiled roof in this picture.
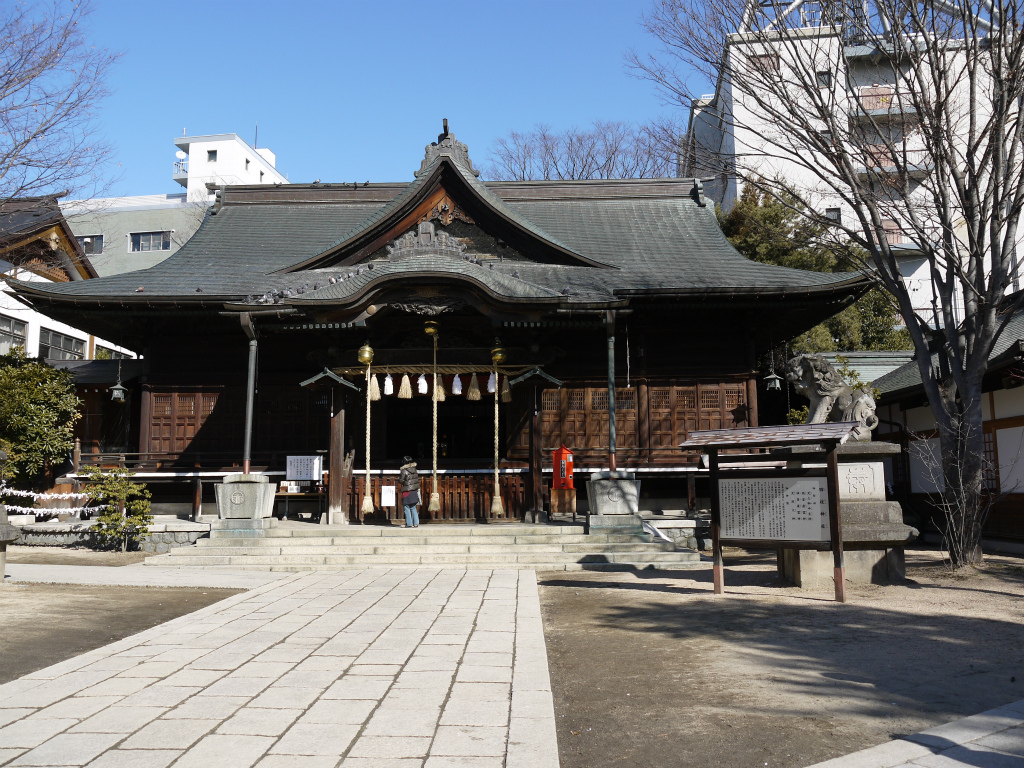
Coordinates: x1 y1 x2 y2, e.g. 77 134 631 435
874 305 1024 398
11 158 867 305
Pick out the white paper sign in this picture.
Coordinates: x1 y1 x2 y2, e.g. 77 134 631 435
287 455 323 481
381 485 396 508
720 477 830 542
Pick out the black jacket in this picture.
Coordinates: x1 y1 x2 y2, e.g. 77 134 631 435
398 462 420 493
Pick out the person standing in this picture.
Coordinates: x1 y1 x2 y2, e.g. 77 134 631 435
398 456 421 528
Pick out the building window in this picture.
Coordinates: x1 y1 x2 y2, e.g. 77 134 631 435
38 329 84 360
748 53 780 73
0 313 27 354
94 345 129 360
207 150 217 162
825 207 842 224
815 70 832 88
130 231 171 252
76 235 103 254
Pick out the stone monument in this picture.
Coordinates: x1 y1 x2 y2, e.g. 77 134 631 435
585 470 643 533
779 354 917 586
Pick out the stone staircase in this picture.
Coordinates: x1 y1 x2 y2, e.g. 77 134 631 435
143 521 704 572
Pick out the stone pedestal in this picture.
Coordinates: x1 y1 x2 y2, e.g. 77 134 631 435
215 473 275 521
586 471 643 534
778 442 918 586
0 504 19 583
550 488 577 517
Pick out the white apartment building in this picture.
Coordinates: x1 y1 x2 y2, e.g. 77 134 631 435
2 134 289 363
682 8 1001 323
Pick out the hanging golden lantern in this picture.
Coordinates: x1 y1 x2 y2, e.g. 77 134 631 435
357 341 374 365
490 345 507 365
424 320 439 336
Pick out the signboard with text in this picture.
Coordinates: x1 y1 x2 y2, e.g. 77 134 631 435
286 455 323 482
720 477 830 543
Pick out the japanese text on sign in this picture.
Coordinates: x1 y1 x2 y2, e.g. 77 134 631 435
719 478 830 542
286 455 323 481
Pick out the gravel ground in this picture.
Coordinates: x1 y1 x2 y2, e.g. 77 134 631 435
0 583 240 684
4 545 148 566
539 547 1024 768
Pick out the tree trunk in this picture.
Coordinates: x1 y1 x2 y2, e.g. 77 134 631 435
119 500 127 553
938 390 986 567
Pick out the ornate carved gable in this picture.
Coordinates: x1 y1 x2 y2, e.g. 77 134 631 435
423 192 474 227
386 222 467 260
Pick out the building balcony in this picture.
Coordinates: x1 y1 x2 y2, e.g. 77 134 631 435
855 147 932 179
849 86 916 120
172 159 188 188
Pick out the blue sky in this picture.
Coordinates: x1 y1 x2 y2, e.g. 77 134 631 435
87 0 676 196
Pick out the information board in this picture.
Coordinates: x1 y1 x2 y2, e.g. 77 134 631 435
720 477 830 542
286 455 323 482
381 485 396 508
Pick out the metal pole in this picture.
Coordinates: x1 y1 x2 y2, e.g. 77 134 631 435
242 337 257 475
606 309 617 471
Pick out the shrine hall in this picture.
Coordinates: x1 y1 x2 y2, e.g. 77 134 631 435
9 125 869 523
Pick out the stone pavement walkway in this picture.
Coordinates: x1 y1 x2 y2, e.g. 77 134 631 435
0 568 558 768
808 699 1024 767
3 563 286 590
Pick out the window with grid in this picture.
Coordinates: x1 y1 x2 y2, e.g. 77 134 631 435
0 313 26 354
724 387 746 410
201 394 217 418
700 389 721 409
678 388 697 409
38 329 84 360
591 390 609 412
76 235 103 254
130 231 171 252
651 389 672 410
94 345 129 360
542 390 560 411
154 394 172 416
983 431 999 491
567 391 585 411
615 388 636 411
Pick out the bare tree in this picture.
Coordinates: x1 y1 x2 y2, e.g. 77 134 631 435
0 1 118 205
486 120 683 180
630 0 1024 565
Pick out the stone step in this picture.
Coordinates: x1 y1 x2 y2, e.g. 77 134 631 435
198 533 655 548
257 524 587 538
150 549 701 567
143 557 705 572
174 540 679 558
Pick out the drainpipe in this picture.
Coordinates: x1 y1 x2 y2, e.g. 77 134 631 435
606 309 617 471
240 313 257 475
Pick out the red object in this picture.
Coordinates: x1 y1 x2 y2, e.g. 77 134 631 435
552 445 574 490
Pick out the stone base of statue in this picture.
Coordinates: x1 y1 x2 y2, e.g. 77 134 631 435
777 442 918 586
215 473 276 521
586 471 643 534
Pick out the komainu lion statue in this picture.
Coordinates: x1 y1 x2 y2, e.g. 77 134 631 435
785 354 878 441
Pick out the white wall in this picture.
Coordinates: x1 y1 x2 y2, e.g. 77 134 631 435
996 426 1024 494
178 135 288 201
909 437 944 493
994 387 1024 420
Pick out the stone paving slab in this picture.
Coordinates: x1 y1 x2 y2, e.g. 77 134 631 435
0 569 560 768
3 564 287 590
807 700 1024 767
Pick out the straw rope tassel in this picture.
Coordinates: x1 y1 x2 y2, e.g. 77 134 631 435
361 364 374 517
428 335 441 514
466 372 481 401
491 363 504 517
500 374 511 403
368 373 380 401
398 373 412 399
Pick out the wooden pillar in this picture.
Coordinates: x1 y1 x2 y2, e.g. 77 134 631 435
139 386 153 461
606 310 617 471
329 397 346 525
687 472 696 512
638 381 650 464
709 449 724 595
826 444 846 603
747 376 759 427
191 477 202 520
528 385 543 520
